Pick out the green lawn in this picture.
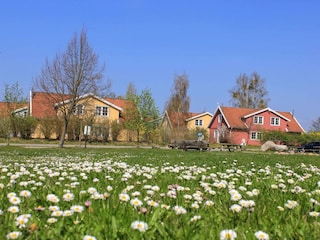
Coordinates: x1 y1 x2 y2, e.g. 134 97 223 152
0 146 319 239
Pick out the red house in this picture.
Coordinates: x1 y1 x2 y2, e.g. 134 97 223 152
208 106 305 146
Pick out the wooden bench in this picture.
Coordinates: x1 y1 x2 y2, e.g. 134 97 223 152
220 143 244 152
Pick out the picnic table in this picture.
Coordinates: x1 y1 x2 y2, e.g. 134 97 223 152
220 143 244 152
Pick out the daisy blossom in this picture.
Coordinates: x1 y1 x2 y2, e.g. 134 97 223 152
220 229 237 240
83 236 97 240
6 231 22 239
254 230 269 240
131 220 148 232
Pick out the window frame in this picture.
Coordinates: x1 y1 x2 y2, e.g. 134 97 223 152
73 104 84 115
270 117 280 126
253 116 264 125
95 106 109 117
250 131 263 140
195 119 203 127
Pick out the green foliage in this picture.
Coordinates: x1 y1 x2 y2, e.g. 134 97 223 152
0 117 10 138
90 119 110 142
262 130 320 145
185 127 208 141
3 82 27 144
110 120 123 141
4 82 26 103
66 117 82 140
13 116 37 139
39 117 59 139
124 88 160 142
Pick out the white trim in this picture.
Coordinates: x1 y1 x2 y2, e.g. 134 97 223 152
185 112 213 121
54 93 123 112
291 114 306 133
13 107 28 114
208 106 229 128
160 110 173 129
243 107 290 122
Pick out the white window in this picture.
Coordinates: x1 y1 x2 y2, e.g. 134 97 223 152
73 104 84 115
95 106 108 116
195 119 203 126
253 116 264 125
270 117 280 126
15 110 27 117
251 131 262 140
218 114 222 123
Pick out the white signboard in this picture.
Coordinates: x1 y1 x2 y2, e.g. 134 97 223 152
84 126 91 136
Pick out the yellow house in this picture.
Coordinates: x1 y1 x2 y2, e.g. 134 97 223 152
55 93 123 123
185 112 213 138
29 92 130 141
159 110 213 142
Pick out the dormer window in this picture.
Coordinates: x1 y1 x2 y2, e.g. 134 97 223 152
253 116 264 125
270 117 280 126
73 104 84 115
95 106 108 116
195 119 203 126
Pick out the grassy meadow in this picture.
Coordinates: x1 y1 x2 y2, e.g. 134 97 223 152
0 146 320 239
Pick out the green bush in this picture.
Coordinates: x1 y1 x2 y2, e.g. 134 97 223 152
262 130 320 145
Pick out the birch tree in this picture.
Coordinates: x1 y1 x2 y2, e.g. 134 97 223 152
165 73 190 138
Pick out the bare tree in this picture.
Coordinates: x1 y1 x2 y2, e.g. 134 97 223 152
165 73 190 138
229 72 269 108
97 78 114 97
311 117 320 132
34 27 105 147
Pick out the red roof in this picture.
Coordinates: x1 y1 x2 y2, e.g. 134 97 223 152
29 92 131 119
105 98 131 111
31 92 60 118
164 111 200 128
220 107 257 129
278 111 305 133
0 102 28 117
216 106 304 133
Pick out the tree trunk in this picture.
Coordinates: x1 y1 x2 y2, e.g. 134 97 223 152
59 119 69 148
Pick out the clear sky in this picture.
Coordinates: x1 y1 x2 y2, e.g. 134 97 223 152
1 1 319 131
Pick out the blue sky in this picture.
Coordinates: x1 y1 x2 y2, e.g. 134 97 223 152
1 1 319 131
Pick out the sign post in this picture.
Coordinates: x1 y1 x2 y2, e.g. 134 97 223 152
84 125 91 149
197 132 203 141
